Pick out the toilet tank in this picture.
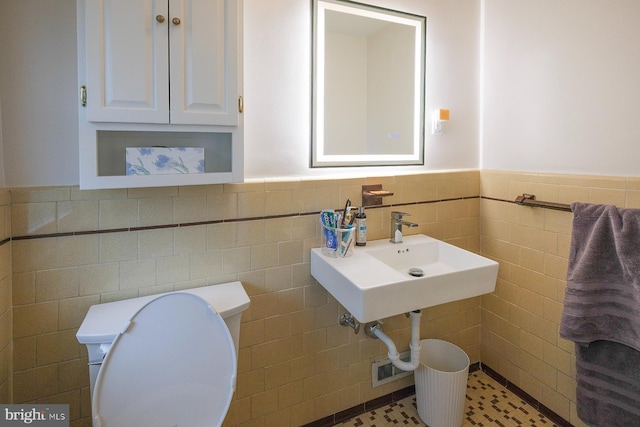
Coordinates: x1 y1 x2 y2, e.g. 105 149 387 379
76 281 250 396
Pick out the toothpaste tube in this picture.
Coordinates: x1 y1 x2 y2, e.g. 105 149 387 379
321 210 338 250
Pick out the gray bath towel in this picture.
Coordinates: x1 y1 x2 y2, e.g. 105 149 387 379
575 340 640 426
560 202 640 348
560 202 640 426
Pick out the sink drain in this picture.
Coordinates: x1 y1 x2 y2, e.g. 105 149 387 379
409 267 424 277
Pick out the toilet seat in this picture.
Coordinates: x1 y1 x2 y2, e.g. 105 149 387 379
92 293 236 427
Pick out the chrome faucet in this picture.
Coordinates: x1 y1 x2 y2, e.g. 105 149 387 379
390 211 418 243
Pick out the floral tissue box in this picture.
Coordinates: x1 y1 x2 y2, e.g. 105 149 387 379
126 147 205 175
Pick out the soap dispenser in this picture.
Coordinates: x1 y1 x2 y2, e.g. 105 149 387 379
355 207 367 246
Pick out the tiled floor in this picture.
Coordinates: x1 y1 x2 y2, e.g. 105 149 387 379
338 371 561 426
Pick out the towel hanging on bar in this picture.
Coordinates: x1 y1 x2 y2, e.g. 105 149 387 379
560 202 640 426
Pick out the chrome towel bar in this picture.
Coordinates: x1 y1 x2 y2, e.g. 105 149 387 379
514 194 572 212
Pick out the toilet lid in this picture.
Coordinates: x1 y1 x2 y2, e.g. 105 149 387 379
92 293 236 427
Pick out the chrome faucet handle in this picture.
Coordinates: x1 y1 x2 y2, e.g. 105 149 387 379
391 211 411 219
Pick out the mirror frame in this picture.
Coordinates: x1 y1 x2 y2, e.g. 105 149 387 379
311 0 426 168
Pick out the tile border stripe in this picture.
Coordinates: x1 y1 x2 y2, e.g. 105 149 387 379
9 196 478 242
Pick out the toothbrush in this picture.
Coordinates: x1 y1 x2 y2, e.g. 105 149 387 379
340 199 351 227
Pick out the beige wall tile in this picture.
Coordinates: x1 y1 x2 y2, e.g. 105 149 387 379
156 255 190 284
205 222 239 253
99 199 138 229
138 229 174 259
0 246 9 286
223 247 251 275
57 235 100 268
138 197 174 227
0 206 8 241
71 186 127 201
237 192 265 218
14 337 36 371
265 266 292 293
13 364 58 403
316 186 341 212
278 380 304 410
36 330 81 366
225 181 265 193
10 170 611 425
265 217 292 243
119 259 156 290
13 301 58 338
58 200 99 233
293 188 318 213
58 359 90 393
12 272 35 306
99 231 138 263
0 311 10 355
189 251 223 279
12 202 57 236
174 195 207 224
265 190 293 216
480 172 591 427
207 192 238 220
35 268 78 302
11 187 70 204
234 220 263 247
128 186 178 199
589 187 625 206
78 263 119 296
250 243 279 270
58 295 100 330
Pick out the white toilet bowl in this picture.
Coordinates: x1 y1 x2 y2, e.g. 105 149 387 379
76 282 250 427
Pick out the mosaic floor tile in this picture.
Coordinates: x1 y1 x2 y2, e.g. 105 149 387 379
337 371 560 427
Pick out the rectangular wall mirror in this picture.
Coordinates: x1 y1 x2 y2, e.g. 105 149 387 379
311 0 426 167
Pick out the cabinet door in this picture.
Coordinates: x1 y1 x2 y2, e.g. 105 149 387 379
85 0 170 123
169 0 239 125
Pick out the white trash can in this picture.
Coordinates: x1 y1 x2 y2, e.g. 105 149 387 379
414 339 470 427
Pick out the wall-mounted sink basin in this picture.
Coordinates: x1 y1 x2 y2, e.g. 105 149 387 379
310 234 498 322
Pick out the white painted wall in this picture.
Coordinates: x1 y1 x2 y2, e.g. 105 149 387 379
0 0 78 187
243 0 481 179
481 0 640 176
0 0 480 186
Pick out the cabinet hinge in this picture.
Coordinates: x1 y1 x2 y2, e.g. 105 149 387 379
238 96 244 113
80 85 87 107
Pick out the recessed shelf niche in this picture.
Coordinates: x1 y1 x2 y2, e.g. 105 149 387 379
96 130 232 176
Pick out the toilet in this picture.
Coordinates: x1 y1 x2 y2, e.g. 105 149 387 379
76 282 250 427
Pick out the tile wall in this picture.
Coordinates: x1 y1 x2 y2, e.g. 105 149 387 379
0 188 11 402
479 170 640 427
8 171 482 427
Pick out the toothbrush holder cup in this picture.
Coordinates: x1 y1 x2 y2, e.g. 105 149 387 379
321 221 355 258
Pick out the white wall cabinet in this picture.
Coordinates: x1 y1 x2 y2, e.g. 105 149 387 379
85 0 239 126
77 0 243 189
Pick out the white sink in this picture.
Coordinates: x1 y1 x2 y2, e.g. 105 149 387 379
310 234 498 322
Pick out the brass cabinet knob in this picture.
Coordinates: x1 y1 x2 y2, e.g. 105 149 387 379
155 15 165 23
172 17 181 25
